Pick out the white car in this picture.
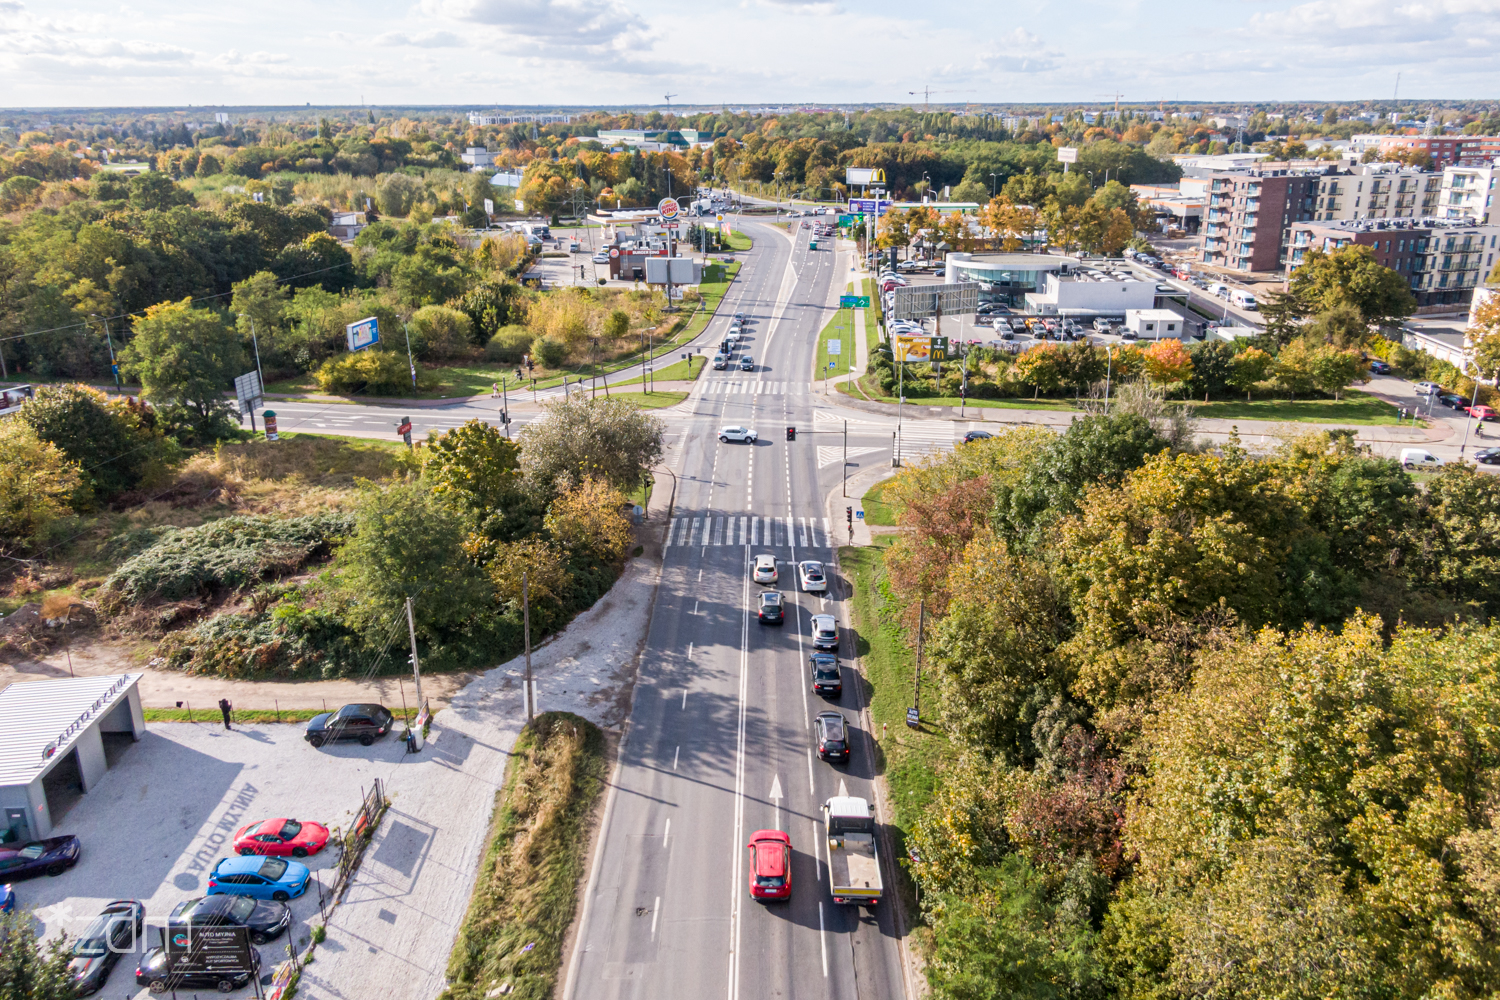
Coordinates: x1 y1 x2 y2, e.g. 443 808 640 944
719 426 757 443
810 613 838 650
798 560 827 594
1415 381 1441 395
753 554 778 584
591 253 610 264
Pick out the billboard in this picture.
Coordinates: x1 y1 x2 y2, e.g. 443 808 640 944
845 167 886 187
848 198 892 216
645 257 702 284
890 283 981 320
165 924 258 980
346 316 380 351
894 335 949 362
1057 146 1079 164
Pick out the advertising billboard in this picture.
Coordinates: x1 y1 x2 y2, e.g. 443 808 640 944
1057 147 1079 164
845 167 886 187
346 316 380 351
848 198 892 216
889 283 981 320
894 335 949 362
657 197 680 221
165 924 258 979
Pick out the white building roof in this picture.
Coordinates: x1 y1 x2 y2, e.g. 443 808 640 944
0 674 141 787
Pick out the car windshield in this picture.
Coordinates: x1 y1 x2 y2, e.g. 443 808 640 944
73 933 109 958
756 873 787 888
17 844 44 860
761 594 779 605
226 896 256 922
814 661 840 680
259 858 289 880
278 820 302 840
822 718 845 739
816 627 836 638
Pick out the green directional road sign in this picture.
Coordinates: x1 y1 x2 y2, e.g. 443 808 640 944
837 214 858 226
838 295 872 308
930 336 950 360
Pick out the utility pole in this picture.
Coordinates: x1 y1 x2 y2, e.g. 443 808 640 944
842 420 848 497
523 571 534 723
405 597 425 713
500 376 511 439
913 599 924 715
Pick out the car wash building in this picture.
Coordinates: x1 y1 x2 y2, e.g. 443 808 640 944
0 674 145 842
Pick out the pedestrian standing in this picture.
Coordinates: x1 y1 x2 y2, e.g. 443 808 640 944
492 381 500 399
218 698 232 730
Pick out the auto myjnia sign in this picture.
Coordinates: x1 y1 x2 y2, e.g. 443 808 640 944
657 198 680 221
346 316 380 351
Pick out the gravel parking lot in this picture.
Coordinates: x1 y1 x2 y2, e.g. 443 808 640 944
24 720 411 998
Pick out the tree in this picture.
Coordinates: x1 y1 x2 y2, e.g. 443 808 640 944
1257 290 1310 347
518 394 664 493
1287 244 1416 327
1307 344 1366 399
544 477 633 561
230 271 290 363
603 308 630 342
0 420 84 552
119 298 245 442
0 909 79 1000
126 171 195 211
1303 303 1370 349
17 383 167 500
1011 344 1064 397
1468 295 1500 386
1142 339 1194 394
406 305 473 360
1271 339 1319 397
1186 340 1236 399
1401 463 1500 614
338 481 492 635
1227 346 1275 400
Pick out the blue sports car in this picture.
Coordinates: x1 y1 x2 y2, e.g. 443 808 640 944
0 884 13 913
206 855 310 902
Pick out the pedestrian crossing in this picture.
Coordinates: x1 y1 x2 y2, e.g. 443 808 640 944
699 380 813 395
665 514 833 549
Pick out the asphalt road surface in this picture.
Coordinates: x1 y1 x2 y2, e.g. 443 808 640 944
563 218 910 1000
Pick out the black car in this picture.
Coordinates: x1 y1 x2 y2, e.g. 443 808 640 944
70 899 144 996
136 945 260 995
1439 393 1472 410
1369 359 1392 374
815 711 850 763
1475 447 1500 465
0 835 80 880
758 592 784 624
304 703 394 748
169 893 290 945
810 653 842 698
962 430 993 444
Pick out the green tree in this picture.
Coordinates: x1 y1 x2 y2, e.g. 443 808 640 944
338 481 492 635
1468 296 1500 386
1307 344 1366 399
1303 303 1370 348
0 420 84 551
519 394 664 492
1257 290 1310 347
126 171 195 211
1011 344 1064 397
1227 346 1275 400
420 418 543 551
603 309 630 342
18 383 158 500
1272 339 1319 397
0 909 79 1000
230 271 290 367
1186 340 1236 398
119 298 246 442
1288 244 1416 327
1401 463 1500 614
406 305 473 360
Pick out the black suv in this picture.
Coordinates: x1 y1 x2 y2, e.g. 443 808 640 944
810 653 842 698
814 712 850 763
304 704 394 748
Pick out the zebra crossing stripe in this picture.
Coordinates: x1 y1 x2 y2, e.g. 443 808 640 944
665 514 835 548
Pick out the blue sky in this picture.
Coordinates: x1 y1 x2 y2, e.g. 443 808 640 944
0 0 1494 108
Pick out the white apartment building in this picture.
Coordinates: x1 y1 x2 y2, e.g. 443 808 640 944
1313 163 1442 222
1439 161 1498 225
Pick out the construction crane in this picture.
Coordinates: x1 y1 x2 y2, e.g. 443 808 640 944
908 87 975 111
664 93 678 108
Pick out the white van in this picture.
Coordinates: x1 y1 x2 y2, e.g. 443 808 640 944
1230 289 1258 311
1400 448 1443 470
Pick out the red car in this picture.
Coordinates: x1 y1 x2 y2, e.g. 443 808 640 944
232 818 330 858
747 830 792 901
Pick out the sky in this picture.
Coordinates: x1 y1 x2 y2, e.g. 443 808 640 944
0 0 1496 109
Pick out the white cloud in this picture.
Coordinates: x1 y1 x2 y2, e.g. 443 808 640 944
426 0 647 49
753 0 844 14
973 28 1063 75
1244 0 1500 63
373 29 464 47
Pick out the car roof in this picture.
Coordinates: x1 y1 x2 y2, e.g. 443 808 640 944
217 855 283 876
760 591 782 602
755 553 775 564
811 613 835 627
336 703 387 716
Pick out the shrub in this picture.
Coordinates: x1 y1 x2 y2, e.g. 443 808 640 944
408 305 474 360
18 384 167 499
530 335 567 369
102 512 354 603
0 420 84 552
314 349 427 395
484 325 534 364
156 591 365 679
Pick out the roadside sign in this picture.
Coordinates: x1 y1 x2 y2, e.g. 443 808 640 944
839 295 871 308
837 215 857 226
263 410 278 441
828 340 841 356
609 248 619 258
166 924 257 981
848 198 892 215
906 707 920 727
233 371 262 407
662 223 680 229
1058 146 1079 164
657 197 680 221
483 198 493 215
828 361 835 369
346 316 380 351
855 510 865 520
890 283 980 320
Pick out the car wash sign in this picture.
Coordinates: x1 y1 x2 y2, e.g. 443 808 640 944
346 316 380 352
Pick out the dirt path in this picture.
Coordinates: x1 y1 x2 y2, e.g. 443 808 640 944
1 638 478 713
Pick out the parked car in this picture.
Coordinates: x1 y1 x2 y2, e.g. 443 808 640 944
69 900 144 996
1401 448 1444 470
1414 381 1441 395
591 253 610 264
136 946 261 995
1368 359 1392 374
0 836 80 880
169 894 290 945
963 430 993 443
757 592 784 624
739 355 755 371
1438 393 1472 410
747 830 792 901
798 560 827 593
304 704 394 748
718 426 757 443
1474 447 1500 465
0 884 12 913
1469 405 1497 421
208 855 310 902
814 711 850 763
810 653 842 697
232 818 330 859
753 553 778 584
811 613 839 651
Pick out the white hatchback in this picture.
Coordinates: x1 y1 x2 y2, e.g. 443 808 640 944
753 554 778 584
1415 381 1441 395
798 560 827 594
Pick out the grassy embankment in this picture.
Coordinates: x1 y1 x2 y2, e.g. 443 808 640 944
841 536 947 926
813 281 858 383
723 229 753 252
859 478 898 528
441 712 609 1000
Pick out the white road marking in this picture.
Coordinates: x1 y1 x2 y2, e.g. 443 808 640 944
652 896 661 939
807 748 815 795
687 642 693 659
673 745 680 770
682 688 688 709
770 774 783 831
818 902 828 977
664 817 671 846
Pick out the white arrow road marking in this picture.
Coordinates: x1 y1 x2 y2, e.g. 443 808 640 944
817 446 883 469
838 778 849 799
770 774 784 831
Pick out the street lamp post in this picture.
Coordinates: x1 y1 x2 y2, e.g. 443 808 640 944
1104 344 1114 411
990 173 998 198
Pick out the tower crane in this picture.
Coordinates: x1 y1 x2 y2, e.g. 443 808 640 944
1097 91 1125 116
664 93 678 108
908 87 975 111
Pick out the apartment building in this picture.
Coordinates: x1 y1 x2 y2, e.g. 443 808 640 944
1375 134 1500 167
1439 161 1498 225
1201 169 1322 272
1286 218 1500 309
1313 163 1441 222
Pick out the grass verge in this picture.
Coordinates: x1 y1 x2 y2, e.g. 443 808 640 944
608 390 688 409
723 230 753 252
441 712 608 1000
1186 389 1403 425
145 708 326 723
813 282 857 382
842 538 947 922
608 355 706 387
860 479 898 528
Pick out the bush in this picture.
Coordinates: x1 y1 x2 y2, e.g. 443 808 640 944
102 512 354 604
156 592 366 679
484 325 534 364
530 335 567 369
0 420 84 552
408 305 474 360
18 384 167 500
314 349 427 395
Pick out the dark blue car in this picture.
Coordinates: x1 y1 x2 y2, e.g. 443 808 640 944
0 836 80 881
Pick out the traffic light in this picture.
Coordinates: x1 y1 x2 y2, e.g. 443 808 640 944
846 506 853 525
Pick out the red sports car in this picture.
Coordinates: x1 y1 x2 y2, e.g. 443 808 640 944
232 818 330 858
747 829 792 901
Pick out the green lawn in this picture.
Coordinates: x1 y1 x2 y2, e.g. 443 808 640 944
813 284 858 381
849 390 1085 412
841 539 947 920
1188 389 1403 425
860 478 899 527
609 355 706 386
608 390 688 409
723 230 753 252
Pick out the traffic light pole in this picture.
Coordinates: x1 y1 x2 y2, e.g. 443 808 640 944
405 597 425 713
